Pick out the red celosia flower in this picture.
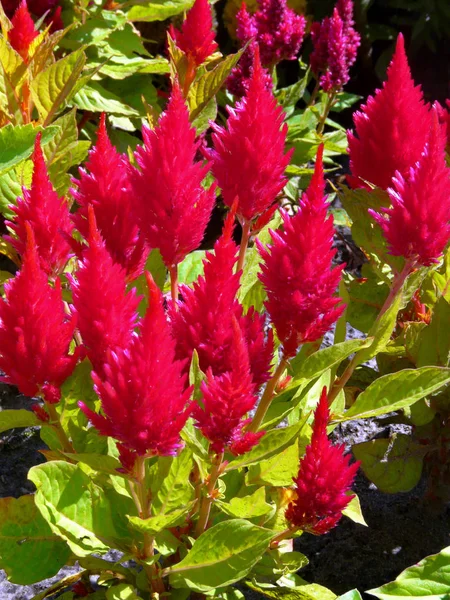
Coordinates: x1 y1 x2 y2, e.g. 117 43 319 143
0 226 79 403
226 40 273 98
171 208 273 389
348 34 432 190
285 387 359 535
435 100 450 148
8 1 38 62
169 0 218 67
194 317 263 454
257 146 344 357
6 133 73 277
45 5 63 32
69 207 140 373
72 114 148 281
210 46 292 223
370 111 450 267
2 0 59 18
129 83 215 269
79 273 193 466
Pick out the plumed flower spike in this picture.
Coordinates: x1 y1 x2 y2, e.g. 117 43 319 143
0 224 79 403
80 272 193 468
210 45 292 223
285 388 359 535
130 83 216 268
72 114 148 281
257 145 344 357
70 206 140 373
169 0 218 67
370 110 450 267
8 0 38 62
6 133 73 277
348 34 431 190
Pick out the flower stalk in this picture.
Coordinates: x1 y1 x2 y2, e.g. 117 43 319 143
236 220 251 273
195 451 224 537
248 355 289 432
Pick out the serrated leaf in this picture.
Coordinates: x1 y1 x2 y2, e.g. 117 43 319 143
0 409 40 433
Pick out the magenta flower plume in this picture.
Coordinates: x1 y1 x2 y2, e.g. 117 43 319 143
130 83 215 268
194 317 263 455
285 388 359 535
227 40 273 98
171 208 273 389
72 114 148 281
348 34 431 190
210 46 292 223
169 0 218 67
0 225 79 404
3 0 58 18
79 273 193 468
257 146 344 358
6 133 73 277
8 0 38 62
435 100 450 148
370 111 450 267
70 207 140 373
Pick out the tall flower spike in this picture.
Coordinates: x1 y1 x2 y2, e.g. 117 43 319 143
171 207 273 388
79 273 193 468
130 83 216 269
227 39 273 98
72 114 148 281
285 388 359 535
210 46 292 223
0 225 79 403
370 111 450 267
8 0 39 62
6 133 73 277
257 145 344 357
69 206 140 374
169 0 218 67
348 34 431 190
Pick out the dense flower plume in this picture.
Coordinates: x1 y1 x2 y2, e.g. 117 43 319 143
70 207 140 373
370 112 450 267
130 83 215 268
0 227 78 403
6 134 73 277
311 0 360 92
257 146 344 357
72 114 148 281
227 40 273 98
285 388 359 534
169 0 218 67
3 0 58 18
348 34 431 190
194 318 263 455
210 47 291 223
171 208 273 388
8 0 38 61
80 273 193 468
436 100 450 147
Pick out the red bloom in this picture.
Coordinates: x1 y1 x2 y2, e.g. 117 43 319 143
79 273 193 466
285 388 359 535
72 115 148 281
0 226 79 403
210 46 292 223
435 100 450 148
257 146 344 357
194 318 263 454
348 34 431 190
69 207 140 374
45 5 63 33
8 1 38 62
6 133 73 277
370 111 450 267
171 209 273 389
169 0 218 67
130 84 215 268
226 39 273 98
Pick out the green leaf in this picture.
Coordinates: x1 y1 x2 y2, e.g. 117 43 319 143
353 434 426 493
168 519 274 592
178 250 205 285
246 580 337 600
62 452 124 476
336 591 363 600
417 297 450 367
126 0 194 22
0 160 32 218
0 409 40 433
338 367 450 421
150 449 195 516
0 495 71 584
106 583 141 600
247 442 299 487
128 504 192 535
43 108 78 167
72 81 140 116
225 419 307 471
28 461 130 557
331 92 362 112
0 123 58 177
217 487 273 519
367 545 450 599
31 49 86 125
342 494 367 526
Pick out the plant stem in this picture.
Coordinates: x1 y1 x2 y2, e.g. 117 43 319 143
378 259 415 320
270 527 297 548
308 80 320 107
46 403 75 454
236 220 251 273
183 57 196 97
169 264 179 307
195 452 224 537
317 92 336 135
248 356 289 433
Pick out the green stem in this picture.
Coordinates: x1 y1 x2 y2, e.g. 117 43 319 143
308 80 321 107
236 220 251 273
270 527 297 548
195 452 224 537
248 356 289 433
317 92 336 135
